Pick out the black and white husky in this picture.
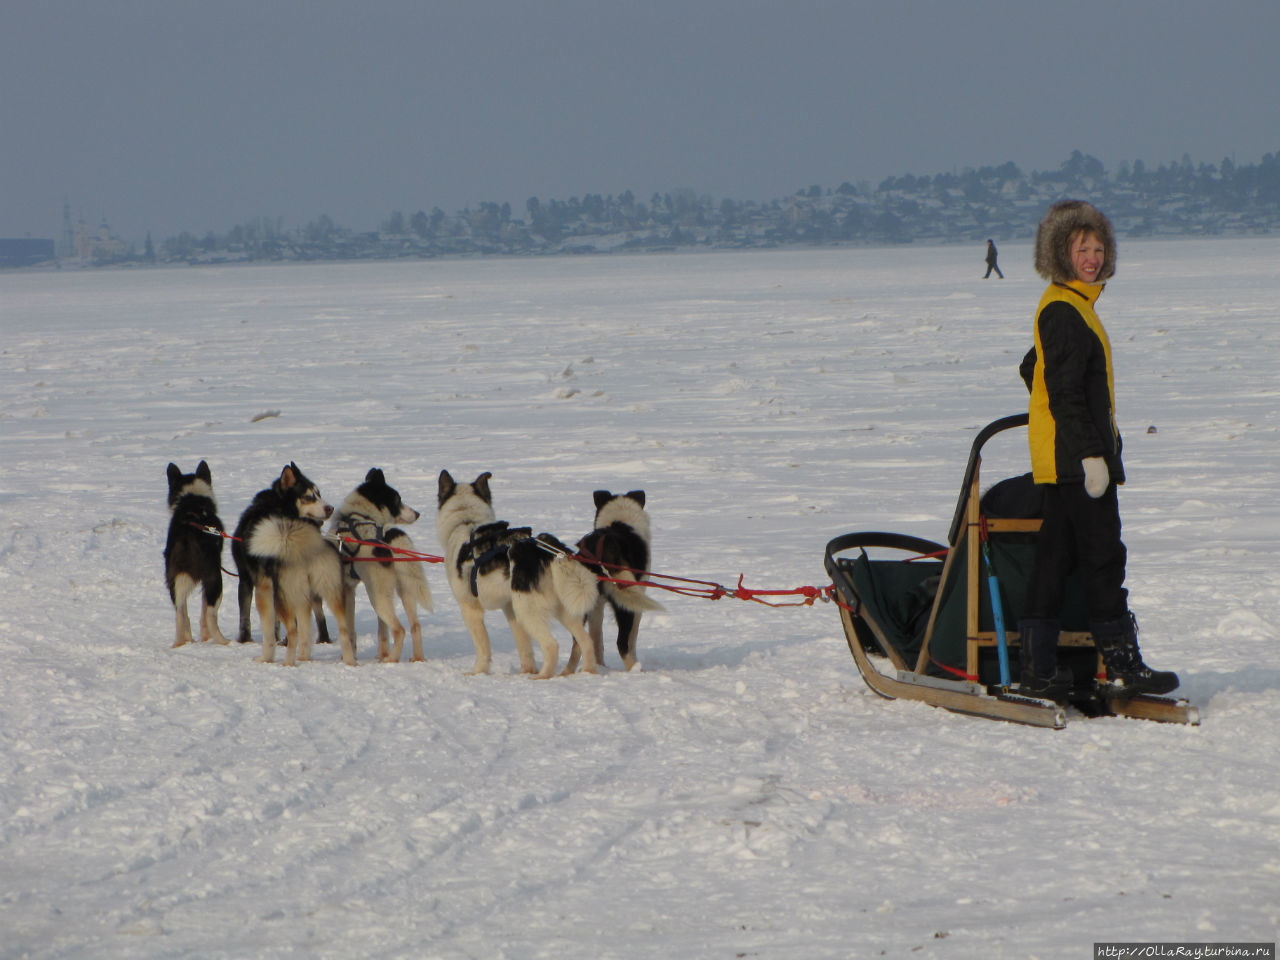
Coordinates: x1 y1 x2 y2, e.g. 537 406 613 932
507 531 604 677
436 470 537 676
164 461 230 647
232 481 330 647
328 468 433 663
240 463 356 666
437 470 658 678
565 490 661 673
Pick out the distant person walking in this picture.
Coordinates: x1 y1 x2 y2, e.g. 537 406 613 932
984 239 1004 278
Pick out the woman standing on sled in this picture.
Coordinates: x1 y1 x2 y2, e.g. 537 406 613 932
1016 200 1178 701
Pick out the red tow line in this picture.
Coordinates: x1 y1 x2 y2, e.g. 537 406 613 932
192 520 833 607
188 521 444 564
332 534 445 564
582 555 837 608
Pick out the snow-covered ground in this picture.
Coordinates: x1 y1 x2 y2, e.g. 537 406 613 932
1 240 1277 959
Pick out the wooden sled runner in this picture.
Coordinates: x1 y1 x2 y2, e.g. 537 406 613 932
824 414 1199 728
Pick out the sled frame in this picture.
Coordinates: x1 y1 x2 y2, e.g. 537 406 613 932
825 415 1199 727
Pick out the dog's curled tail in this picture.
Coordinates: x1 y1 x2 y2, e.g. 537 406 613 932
389 533 435 612
604 573 665 613
551 556 601 618
246 516 310 561
400 570 434 612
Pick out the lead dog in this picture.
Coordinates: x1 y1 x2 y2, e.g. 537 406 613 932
164 461 230 647
242 463 356 666
329 468 433 662
565 489 660 673
436 469 538 675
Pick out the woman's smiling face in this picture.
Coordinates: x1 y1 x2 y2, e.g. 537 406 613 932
1069 229 1106 283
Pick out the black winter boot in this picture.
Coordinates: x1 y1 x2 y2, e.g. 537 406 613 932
1017 618 1073 701
1090 613 1179 697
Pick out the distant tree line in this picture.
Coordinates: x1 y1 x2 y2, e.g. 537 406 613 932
144 149 1280 266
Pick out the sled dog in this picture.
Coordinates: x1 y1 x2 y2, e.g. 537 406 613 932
565 489 661 673
164 461 230 647
436 469 539 675
241 463 356 666
507 532 606 677
329 468 433 662
232 472 331 646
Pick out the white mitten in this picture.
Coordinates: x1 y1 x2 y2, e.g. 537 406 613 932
1082 456 1109 498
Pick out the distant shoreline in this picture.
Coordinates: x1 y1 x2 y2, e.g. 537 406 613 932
16 150 1278 269
12 231 1279 276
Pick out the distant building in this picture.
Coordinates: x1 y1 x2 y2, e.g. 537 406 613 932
74 216 128 261
0 238 56 267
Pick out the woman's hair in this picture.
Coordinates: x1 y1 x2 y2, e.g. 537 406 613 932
1033 199 1116 283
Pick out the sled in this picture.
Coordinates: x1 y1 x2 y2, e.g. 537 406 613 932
824 414 1199 728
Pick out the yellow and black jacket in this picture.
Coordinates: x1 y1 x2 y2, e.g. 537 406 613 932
1019 280 1125 486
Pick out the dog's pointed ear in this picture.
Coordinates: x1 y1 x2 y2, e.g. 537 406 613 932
626 490 646 508
196 461 212 483
438 469 456 504
366 467 384 484
593 490 612 511
278 464 298 490
474 472 493 504
167 463 182 484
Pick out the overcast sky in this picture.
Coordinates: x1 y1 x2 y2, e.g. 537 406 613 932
4 0 1278 244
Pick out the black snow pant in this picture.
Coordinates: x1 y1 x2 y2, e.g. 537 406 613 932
1024 481 1128 623
984 262 1004 278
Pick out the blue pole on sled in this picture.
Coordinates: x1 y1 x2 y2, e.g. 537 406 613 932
979 522 1011 689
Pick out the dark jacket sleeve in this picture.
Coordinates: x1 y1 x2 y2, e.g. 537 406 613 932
1019 347 1036 391
1037 301 1107 464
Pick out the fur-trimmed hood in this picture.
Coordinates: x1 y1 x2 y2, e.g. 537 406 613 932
1033 200 1116 284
